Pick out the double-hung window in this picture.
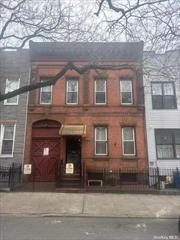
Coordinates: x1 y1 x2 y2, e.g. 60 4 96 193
95 127 108 155
4 79 20 105
66 79 78 104
94 79 106 104
155 129 180 159
40 78 52 104
120 80 133 104
122 127 136 155
151 82 176 109
0 124 16 157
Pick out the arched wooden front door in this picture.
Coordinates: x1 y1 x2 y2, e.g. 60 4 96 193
31 119 61 182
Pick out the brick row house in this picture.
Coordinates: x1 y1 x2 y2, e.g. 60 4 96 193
144 50 180 179
0 50 29 167
23 41 148 188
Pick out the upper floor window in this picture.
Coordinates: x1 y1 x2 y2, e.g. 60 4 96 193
94 79 106 104
122 127 136 156
4 79 20 105
95 126 108 155
40 78 52 104
151 82 176 109
120 80 133 104
0 124 16 157
155 129 180 159
66 79 78 104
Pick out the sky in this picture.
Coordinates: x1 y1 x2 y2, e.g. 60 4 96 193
0 0 179 52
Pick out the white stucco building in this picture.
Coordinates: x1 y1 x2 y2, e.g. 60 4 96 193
144 50 180 170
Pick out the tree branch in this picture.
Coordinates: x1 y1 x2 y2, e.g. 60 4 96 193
0 0 26 11
0 62 136 101
96 0 168 19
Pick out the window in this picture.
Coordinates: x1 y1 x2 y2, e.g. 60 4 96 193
122 127 136 155
151 82 176 109
40 78 52 104
0 124 16 157
120 80 133 104
4 79 20 105
94 79 106 104
95 127 108 155
155 129 180 159
66 79 78 104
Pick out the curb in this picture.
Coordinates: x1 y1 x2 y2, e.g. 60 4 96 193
0 213 179 219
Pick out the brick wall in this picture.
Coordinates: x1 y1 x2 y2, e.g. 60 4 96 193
25 61 148 171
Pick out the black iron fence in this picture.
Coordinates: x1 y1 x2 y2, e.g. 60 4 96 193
1 163 180 192
85 167 180 192
0 163 22 191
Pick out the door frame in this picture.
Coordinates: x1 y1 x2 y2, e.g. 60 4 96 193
30 137 61 182
30 119 61 182
65 136 82 175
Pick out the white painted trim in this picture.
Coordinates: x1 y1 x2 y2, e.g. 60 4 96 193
120 80 133 105
0 124 16 158
40 84 52 105
94 79 107 105
122 127 136 156
4 78 20 105
66 79 78 105
95 127 108 155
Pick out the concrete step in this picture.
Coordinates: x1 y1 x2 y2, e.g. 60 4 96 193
55 187 85 193
56 179 82 188
61 174 80 179
61 178 81 183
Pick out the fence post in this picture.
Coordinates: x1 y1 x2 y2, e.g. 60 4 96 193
156 167 160 190
84 163 87 189
18 165 22 184
8 163 15 191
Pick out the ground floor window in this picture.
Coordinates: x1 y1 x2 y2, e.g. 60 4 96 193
120 173 137 183
0 124 16 157
122 127 136 155
155 129 180 159
95 126 108 155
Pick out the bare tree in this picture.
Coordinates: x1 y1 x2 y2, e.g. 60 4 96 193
0 0 66 49
95 0 180 51
0 0 105 49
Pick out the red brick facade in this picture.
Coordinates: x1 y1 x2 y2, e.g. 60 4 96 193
24 42 148 185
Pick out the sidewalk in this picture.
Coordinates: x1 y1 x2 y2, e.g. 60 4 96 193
0 192 179 218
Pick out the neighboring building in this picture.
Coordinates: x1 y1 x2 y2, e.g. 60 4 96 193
0 50 29 167
144 50 180 172
24 41 148 188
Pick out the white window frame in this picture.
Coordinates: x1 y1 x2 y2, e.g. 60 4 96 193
122 127 136 156
94 79 107 105
40 83 52 105
95 127 108 155
0 124 16 158
4 79 20 105
120 80 133 105
66 79 78 105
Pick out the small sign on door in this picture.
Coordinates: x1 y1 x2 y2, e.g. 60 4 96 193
24 164 32 175
43 147 49 156
66 163 74 174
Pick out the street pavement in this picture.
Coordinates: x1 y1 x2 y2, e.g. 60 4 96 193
0 216 179 240
0 192 179 218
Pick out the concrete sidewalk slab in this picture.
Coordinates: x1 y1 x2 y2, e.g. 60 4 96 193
0 192 179 218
